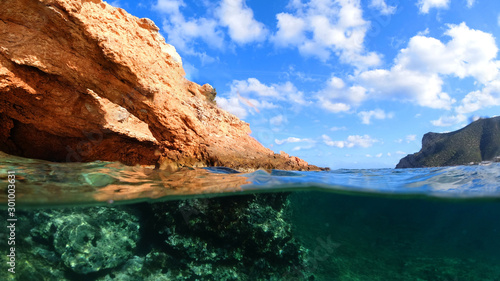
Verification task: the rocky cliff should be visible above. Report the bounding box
[0,0,320,171]
[396,116,500,168]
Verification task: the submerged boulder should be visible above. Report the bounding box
[30,207,140,274]
[0,0,319,171]
[148,193,310,280]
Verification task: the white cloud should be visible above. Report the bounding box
[217,0,268,44]
[406,134,417,142]
[466,0,475,8]
[358,22,500,112]
[274,137,316,151]
[369,0,396,15]
[275,137,314,145]
[292,145,314,151]
[396,151,407,155]
[376,153,383,158]
[230,78,308,105]
[430,80,500,127]
[232,78,280,98]
[322,134,378,148]
[318,99,351,113]
[456,81,500,114]
[215,96,249,119]
[317,76,368,113]
[155,0,268,54]
[396,134,416,144]
[270,115,288,126]
[417,0,450,13]
[330,126,347,131]
[272,0,381,68]
[397,23,499,84]
[155,0,224,56]
[155,0,184,14]
[359,68,454,109]
[358,109,393,124]
[217,78,310,119]
[272,13,306,48]
[431,114,467,127]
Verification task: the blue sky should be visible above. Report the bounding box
[109,0,500,169]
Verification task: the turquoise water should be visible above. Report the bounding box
[1,152,500,280]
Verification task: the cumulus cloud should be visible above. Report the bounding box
[456,81,500,114]
[358,22,500,116]
[216,78,310,119]
[358,109,394,124]
[155,0,224,56]
[397,23,499,84]
[322,134,378,148]
[317,76,368,113]
[230,78,308,104]
[272,13,307,48]
[155,0,267,55]
[369,0,396,15]
[417,0,450,13]
[215,95,249,119]
[466,0,475,8]
[217,0,268,44]
[359,68,454,109]
[272,0,381,68]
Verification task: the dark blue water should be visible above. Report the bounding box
[1,152,500,280]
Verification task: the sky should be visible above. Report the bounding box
[108,0,500,169]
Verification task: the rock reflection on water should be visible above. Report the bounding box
[0,152,250,207]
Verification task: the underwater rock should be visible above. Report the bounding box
[0,0,319,171]
[30,207,140,274]
[11,194,311,280]
[148,193,310,280]
[397,116,500,168]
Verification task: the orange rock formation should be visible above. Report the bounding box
[0,0,321,171]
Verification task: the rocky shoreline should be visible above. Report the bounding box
[0,0,322,172]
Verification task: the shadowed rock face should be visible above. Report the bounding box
[0,0,320,171]
[396,116,500,168]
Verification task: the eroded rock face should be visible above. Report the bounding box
[0,0,320,171]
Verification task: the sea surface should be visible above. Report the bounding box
[1,152,500,280]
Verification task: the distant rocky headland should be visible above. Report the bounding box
[0,0,321,171]
[396,116,500,168]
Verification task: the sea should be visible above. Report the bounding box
[1,151,500,280]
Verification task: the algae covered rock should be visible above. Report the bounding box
[30,207,140,274]
[148,193,310,280]
[11,193,310,280]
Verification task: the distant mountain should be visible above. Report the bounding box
[396,116,500,168]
